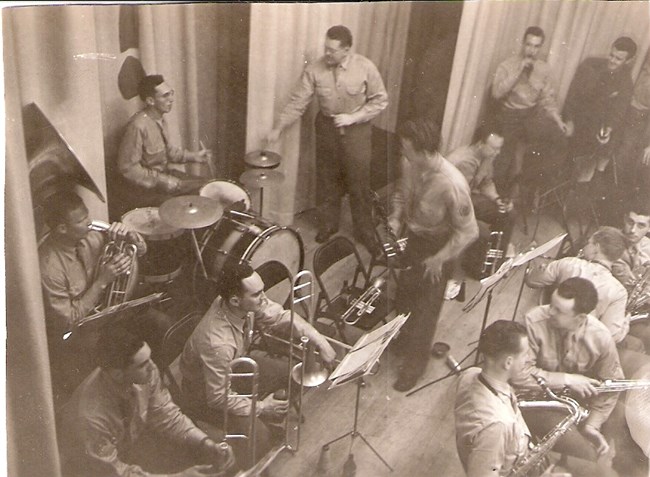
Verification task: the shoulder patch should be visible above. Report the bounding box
[459,204,471,217]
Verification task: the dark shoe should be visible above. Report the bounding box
[315,227,338,243]
[393,372,421,392]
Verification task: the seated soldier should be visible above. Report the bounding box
[513,277,624,474]
[447,123,514,279]
[525,226,644,353]
[455,320,532,476]
[179,263,336,469]
[57,326,235,477]
[38,191,171,404]
[115,74,213,216]
[612,199,650,353]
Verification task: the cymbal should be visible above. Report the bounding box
[239,169,284,189]
[244,150,282,169]
[159,195,223,229]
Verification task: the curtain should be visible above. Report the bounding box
[4,13,62,477]
[246,2,412,225]
[442,0,650,154]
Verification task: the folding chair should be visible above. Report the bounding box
[313,236,390,344]
[158,311,202,404]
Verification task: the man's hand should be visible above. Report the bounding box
[332,113,356,128]
[387,218,401,238]
[107,222,129,242]
[191,145,213,164]
[423,256,444,284]
[581,424,610,456]
[521,58,534,77]
[96,252,132,286]
[317,340,337,365]
[564,374,600,399]
[259,392,289,418]
[264,128,282,147]
[495,197,513,213]
[643,145,650,166]
[564,120,575,137]
[200,440,235,475]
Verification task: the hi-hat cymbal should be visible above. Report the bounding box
[244,150,282,169]
[159,195,223,229]
[239,169,285,189]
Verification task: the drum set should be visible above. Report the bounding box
[120,150,303,303]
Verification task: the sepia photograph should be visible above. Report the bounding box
[4,1,650,476]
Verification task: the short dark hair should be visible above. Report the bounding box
[613,36,637,59]
[43,190,85,229]
[625,196,650,219]
[591,226,627,262]
[398,117,441,154]
[219,262,255,301]
[326,25,353,48]
[138,74,165,102]
[524,26,545,43]
[478,320,527,359]
[97,326,144,370]
[473,122,504,144]
[556,277,598,315]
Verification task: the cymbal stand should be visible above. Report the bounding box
[189,229,208,279]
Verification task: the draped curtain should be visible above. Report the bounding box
[442,0,650,154]
[246,2,412,225]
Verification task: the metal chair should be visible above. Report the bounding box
[158,311,202,404]
[313,236,390,344]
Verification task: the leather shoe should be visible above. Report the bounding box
[393,372,421,392]
[315,228,338,244]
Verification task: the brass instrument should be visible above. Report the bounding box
[480,230,504,279]
[89,220,139,311]
[222,356,259,465]
[370,190,408,266]
[341,277,385,326]
[509,376,589,477]
[627,264,650,317]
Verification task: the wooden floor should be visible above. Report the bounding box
[262,200,566,477]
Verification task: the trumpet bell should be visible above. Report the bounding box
[292,362,328,387]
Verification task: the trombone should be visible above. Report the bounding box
[222,356,259,465]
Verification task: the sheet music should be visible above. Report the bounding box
[329,313,409,388]
[462,233,567,312]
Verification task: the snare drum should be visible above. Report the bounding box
[122,207,185,283]
[199,180,251,212]
[200,212,304,289]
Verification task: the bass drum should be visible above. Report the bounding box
[195,212,304,305]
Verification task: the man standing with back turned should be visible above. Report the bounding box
[264,25,388,254]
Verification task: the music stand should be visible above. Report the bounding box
[407,233,567,397]
[321,314,409,473]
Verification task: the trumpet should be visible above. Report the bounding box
[341,277,385,326]
[481,230,504,278]
[89,220,139,311]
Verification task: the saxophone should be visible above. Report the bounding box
[516,378,650,402]
[507,376,589,477]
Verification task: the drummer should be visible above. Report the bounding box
[39,190,173,406]
[117,74,213,211]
